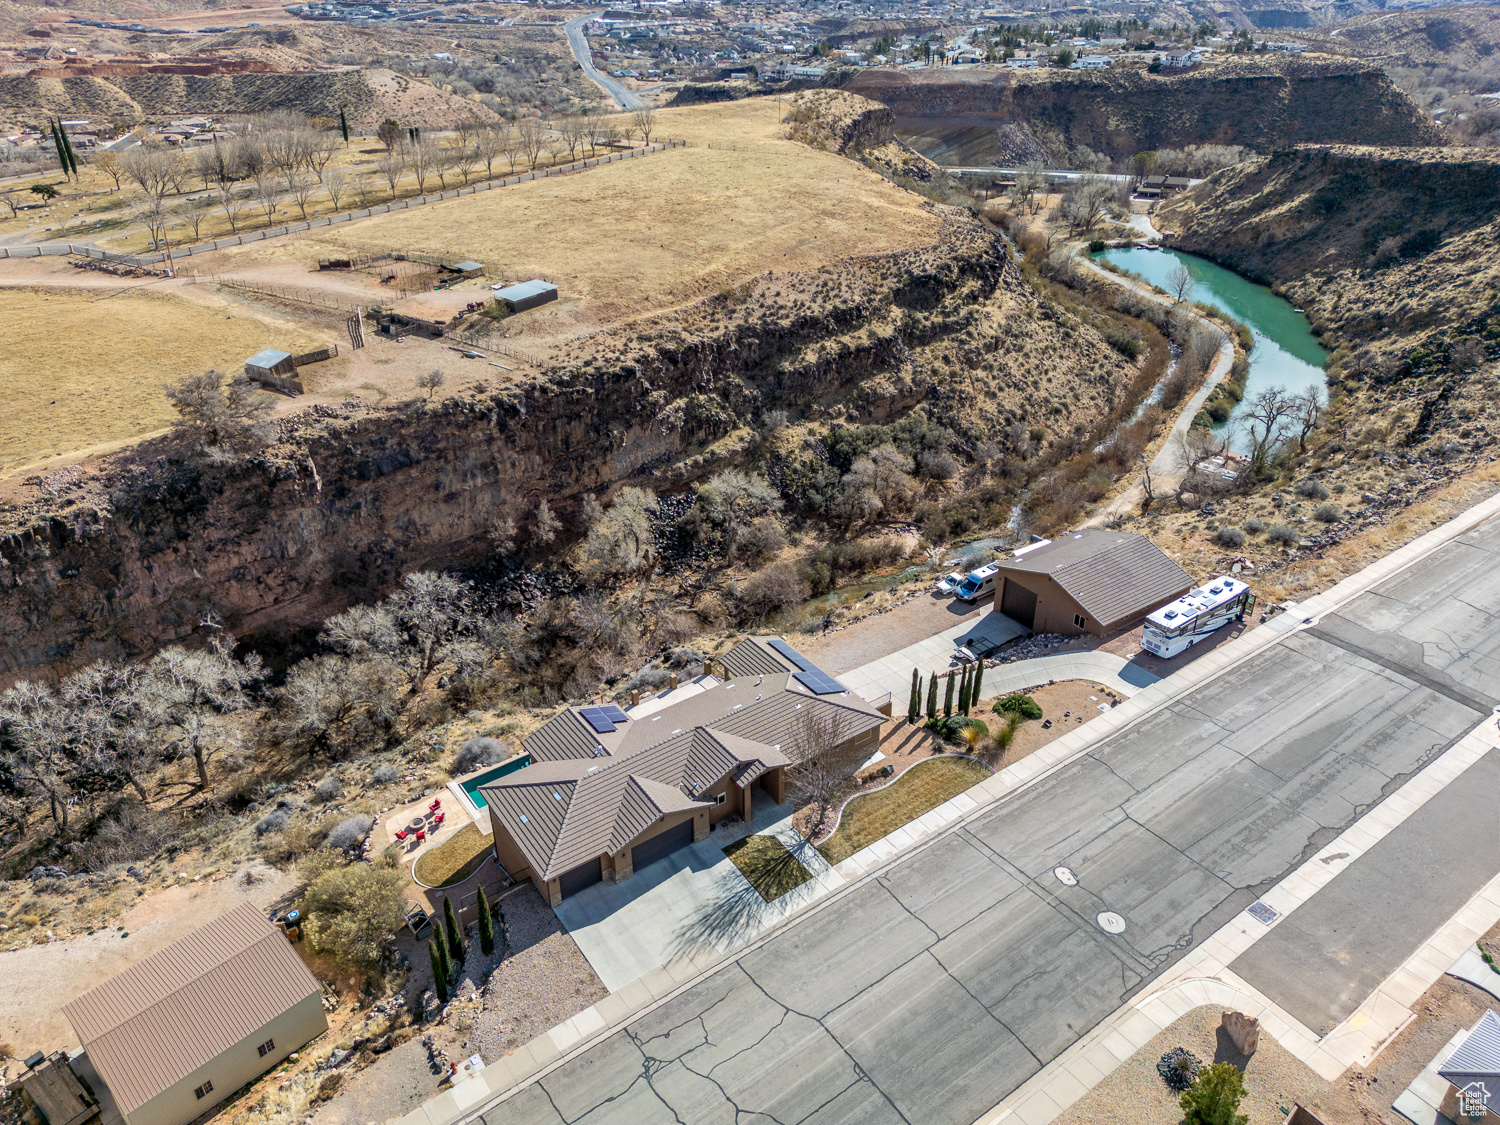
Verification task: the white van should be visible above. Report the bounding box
[954,562,1000,602]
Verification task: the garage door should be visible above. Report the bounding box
[557,858,602,900]
[632,820,694,873]
[1001,579,1037,630]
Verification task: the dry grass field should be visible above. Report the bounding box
[287,97,946,325]
[0,287,321,477]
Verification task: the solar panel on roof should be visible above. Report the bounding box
[579,706,616,733]
[599,704,629,723]
[768,637,814,671]
[794,670,845,695]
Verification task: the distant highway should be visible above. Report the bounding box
[564,13,645,111]
[941,165,1205,186]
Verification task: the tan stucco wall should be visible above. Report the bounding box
[486,809,535,884]
[120,991,326,1125]
[997,572,1192,637]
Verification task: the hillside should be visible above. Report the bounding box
[1321,6,1500,72]
[1159,144,1500,455]
[846,55,1442,166]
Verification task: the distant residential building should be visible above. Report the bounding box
[1159,49,1203,67]
[1004,56,1041,67]
[1260,40,1306,53]
[1070,55,1111,68]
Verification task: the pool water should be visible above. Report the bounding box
[460,755,532,809]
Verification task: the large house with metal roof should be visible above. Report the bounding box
[61,904,325,1125]
[481,637,887,905]
[987,530,1194,637]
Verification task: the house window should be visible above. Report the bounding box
[1073,614,1086,628]
[257,1039,276,1058]
[194,1082,214,1100]
[714,793,726,805]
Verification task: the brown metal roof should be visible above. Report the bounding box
[63,904,321,1115]
[718,637,793,678]
[496,638,885,881]
[994,531,1192,627]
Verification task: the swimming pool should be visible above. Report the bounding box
[459,755,532,810]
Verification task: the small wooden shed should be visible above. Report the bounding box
[244,349,294,380]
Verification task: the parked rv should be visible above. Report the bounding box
[1141,576,1254,657]
[954,562,1000,602]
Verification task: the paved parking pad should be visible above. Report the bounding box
[470,518,1500,1125]
[1231,747,1500,1035]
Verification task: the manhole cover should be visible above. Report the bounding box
[1054,866,1078,886]
[1097,911,1127,934]
[1247,901,1279,925]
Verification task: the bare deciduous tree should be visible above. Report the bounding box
[1240,387,1296,473]
[289,172,319,220]
[1168,262,1195,304]
[140,634,261,790]
[517,116,546,171]
[378,149,405,199]
[693,469,782,559]
[531,499,561,547]
[632,106,657,144]
[323,168,349,211]
[1291,386,1322,453]
[163,369,277,452]
[409,135,438,193]
[787,704,857,840]
[93,150,124,191]
[175,193,214,242]
[582,486,659,585]
[417,367,445,400]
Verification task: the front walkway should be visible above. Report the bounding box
[836,609,1161,705]
[553,792,835,992]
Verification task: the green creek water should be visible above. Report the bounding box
[1093,247,1330,451]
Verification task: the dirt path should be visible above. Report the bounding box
[0,861,294,1069]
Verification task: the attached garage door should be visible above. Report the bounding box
[632,820,694,873]
[1001,578,1037,630]
[557,858,602,900]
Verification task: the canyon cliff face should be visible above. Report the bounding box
[1159,145,1500,348]
[0,221,1014,682]
[846,57,1442,164]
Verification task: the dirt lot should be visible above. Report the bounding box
[263,98,945,331]
[0,282,326,478]
[0,860,295,1074]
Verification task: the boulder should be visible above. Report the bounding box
[1221,1009,1259,1055]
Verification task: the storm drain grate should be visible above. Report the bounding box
[1247,901,1279,925]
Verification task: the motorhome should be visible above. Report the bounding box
[1141,576,1254,657]
[954,562,1000,602]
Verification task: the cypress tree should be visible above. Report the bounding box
[943,671,955,717]
[972,660,985,707]
[958,666,971,716]
[926,671,938,720]
[476,885,495,957]
[443,897,463,964]
[50,121,65,175]
[339,108,350,145]
[58,120,79,178]
[428,939,449,1003]
[907,669,921,725]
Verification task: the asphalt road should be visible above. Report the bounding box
[563,14,645,111]
[477,517,1500,1125]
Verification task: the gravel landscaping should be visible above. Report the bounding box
[470,885,608,1057]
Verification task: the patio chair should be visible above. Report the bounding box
[415,830,426,844]
[428,798,442,811]
[394,829,409,841]
[433,814,445,828]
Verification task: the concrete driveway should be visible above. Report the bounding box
[835,606,1028,705]
[553,792,836,992]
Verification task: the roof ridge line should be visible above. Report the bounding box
[69,920,278,1035]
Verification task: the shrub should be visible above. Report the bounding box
[1313,503,1341,523]
[326,815,374,852]
[255,808,291,837]
[315,776,345,802]
[301,856,409,970]
[1179,1061,1247,1125]
[1214,526,1247,549]
[928,715,989,744]
[453,736,509,775]
[1242,518,1265,533]
[1265,523,1300,545]
[1088,239,1106,252]
[995,694,1043,721]
[372,765,399,785]
[1294,478,1331,500]
[735,516,788,563]
[737,562,810,620]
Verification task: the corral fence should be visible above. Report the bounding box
[0,142,685,269]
